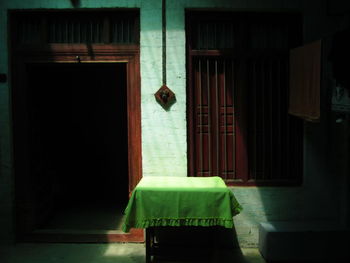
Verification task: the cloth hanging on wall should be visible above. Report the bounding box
[289,40,321,122]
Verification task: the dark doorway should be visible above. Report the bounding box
[11,10,143,241]
[24,63,129,232]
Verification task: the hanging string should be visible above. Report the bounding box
[162,0,167,86]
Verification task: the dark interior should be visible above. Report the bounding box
[26,63,128,230]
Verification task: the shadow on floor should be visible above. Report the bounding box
[0,243,265,263]
[147,226,264,263]
[40,202,126,231]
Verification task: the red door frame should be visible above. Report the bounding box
[11,44,143,242]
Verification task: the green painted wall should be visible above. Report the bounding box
[0,0,349,247]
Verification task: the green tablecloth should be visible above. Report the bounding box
[122,176,242,232]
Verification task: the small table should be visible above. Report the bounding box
[122,176,242,262]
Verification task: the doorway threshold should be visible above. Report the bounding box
[19,228,144,243]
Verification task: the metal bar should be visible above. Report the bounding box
[270,59,273,179]
[78,21,81,43]
[126,19,130,43]
[207,59,211,175]
[55,19,59,42]
[100,20,104,43]
[95,20,98,42]
[197,21,200,49]
[92,20,95,42]
[59,19,63,43]
[96,20,99,42]
[58,19,61,43]
[119,20,122,42]
[70,19,73,43]
[206,22,209,50]
[90,20,93,43]
[71,19,75,43]
[215,59,219,177]
[214,22,217,49]
[65,20,68,43]
[131,18,134,43]
[82,21,86,43]
[223,60,227,180]
[97,20,100,43]
[19,19,24,43]
[50,20,55,43]
[285,60,290,177]
[113,20,116,42]
[73,19,77,43]
[230,22,234,48]
[261,59,265,180]
[82,20,86,42]
[118,20,121,43]
[253,60,257,180]
[199,59,203,176]
[121,19,124,43]
[277,59,281,177]
[232,60,236,179]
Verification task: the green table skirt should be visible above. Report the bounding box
[122,176,242,232]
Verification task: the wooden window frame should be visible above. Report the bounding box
[186,11,303,186]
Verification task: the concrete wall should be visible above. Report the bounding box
[0,0,349,247]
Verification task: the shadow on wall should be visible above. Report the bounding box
[70,0,81,8]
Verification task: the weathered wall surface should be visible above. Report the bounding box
[0,0,348,246]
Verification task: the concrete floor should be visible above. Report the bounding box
[0,243,266,263]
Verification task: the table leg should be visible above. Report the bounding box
[145,228,154,263]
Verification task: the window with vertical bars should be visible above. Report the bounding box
[192,58,237,181]
[11,11,139,46]
[187,12,303,185]
[47,16,104,43]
